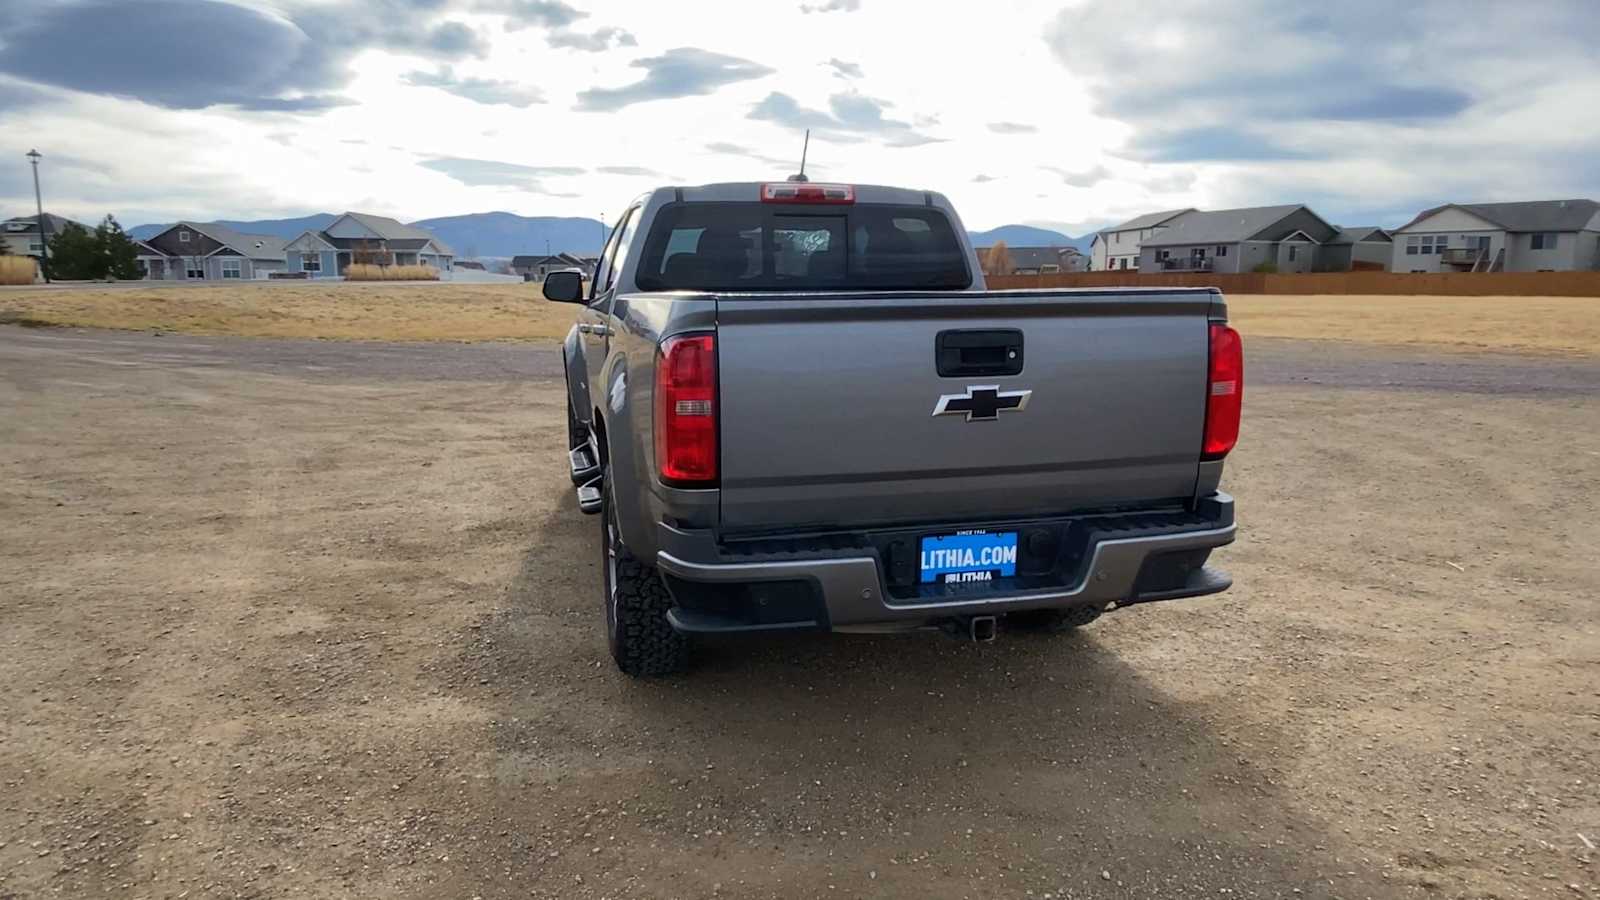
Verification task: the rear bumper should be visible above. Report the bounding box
[656,493,1236,634]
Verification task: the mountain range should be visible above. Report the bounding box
[967,224,1093,253]
[130,213,1091,258]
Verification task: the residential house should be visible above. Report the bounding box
[1139,205,1339,274]
[512,252,590,280]
[1057,247,1089,272]
[1089,209,1193,271]
[1321,226,1393,271]
[983,245,1088,274]
[132,239,166,279]
[283,212,454,278]
[137,221,287,280]
[1391,199,1600,273]
[1,212,83,258]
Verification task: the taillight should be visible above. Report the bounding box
[1203,323,1243,459]
[761,183,854,204]
[655,333,717,485]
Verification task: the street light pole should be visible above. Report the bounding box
[26,149,51,283]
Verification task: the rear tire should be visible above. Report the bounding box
[1009,605,1103,633]
[601,479,689,677]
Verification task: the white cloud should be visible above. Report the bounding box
[1,0,1594,237]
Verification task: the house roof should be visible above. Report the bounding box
[1142,205,1332,247]
[1396,199,1600,233]
[1326,226,1392,245]
[2,212,81,234]
[147,221,286,259]
[186,222,287,259]
[285,229,338,251]
[1101,208,1195,235]
[132,238,162,256]
[511,253,586,268]
[986,246,1081,269]
[337,212,454,255]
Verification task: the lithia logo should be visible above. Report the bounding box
[932,385,1031,422]
[921,544,1017,573]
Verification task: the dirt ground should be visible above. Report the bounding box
[1,327,1597,899]
[3,282,1597,354]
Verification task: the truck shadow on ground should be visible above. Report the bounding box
[445,497,1401,898]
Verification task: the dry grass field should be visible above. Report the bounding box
[1228,293,1600,355]
[0,281,574,342]
[2,281,1597,353]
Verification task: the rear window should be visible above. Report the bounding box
[635,202,971,291]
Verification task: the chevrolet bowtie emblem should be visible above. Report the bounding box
[932,385,1032,422]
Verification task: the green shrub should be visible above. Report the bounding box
[1251,262,1279,274]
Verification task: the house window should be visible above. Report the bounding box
[1156,249,1170,261]
[179,230,191,243]
[1531,232,1557,250]
[1413,235,1444,255]
[1288,245,1299,262]
[303,253,321,273]
[1191,247,1206,259]
[185,260,204,279]
[1118,258,1128,270]
[221,258,242,279]
[28,241,42,253]
[1216,245,1228,257]
[1114,232,1121,244]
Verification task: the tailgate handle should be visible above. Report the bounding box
[936,329,1024,377]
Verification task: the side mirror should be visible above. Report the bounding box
[543,269,585,303]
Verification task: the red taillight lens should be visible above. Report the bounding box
[655,333,717,484]
[1203,323,1243,459]
[761,183,854,204]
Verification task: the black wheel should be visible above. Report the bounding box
[601,480,689,677]
[1009,604,1103,633]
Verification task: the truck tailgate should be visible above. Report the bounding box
[715,290,1216,532]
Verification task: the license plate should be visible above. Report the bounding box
[919,531,1018,584]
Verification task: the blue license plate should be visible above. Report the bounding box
[919,531,1018,584]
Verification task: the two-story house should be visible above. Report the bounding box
[1138,205,1341,274]
[1088,209,1193,271]
[1391,199,1600,273]
[1,212,82,259]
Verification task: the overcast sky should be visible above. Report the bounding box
[2,0,1597,234]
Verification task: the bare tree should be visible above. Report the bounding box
[985,240,1013,276]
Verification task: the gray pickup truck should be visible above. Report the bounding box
[544,180,1242,676]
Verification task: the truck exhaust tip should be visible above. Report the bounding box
[969,616,997,643]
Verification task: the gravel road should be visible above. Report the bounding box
[2,325,1596,899]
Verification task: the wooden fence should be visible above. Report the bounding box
[986,270,1600,297]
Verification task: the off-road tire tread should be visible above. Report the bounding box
[610,547,690,677]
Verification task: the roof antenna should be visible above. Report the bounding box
[787,129,811,183]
